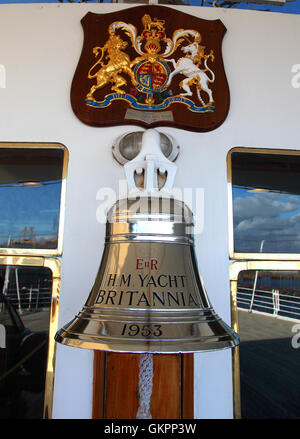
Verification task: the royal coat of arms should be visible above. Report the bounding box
[71,6,230,132]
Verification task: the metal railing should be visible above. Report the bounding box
[4,284,52,313]
[0,265,52,314]
[237,286,300,321]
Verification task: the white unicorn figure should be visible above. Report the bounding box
[165,40,215,107]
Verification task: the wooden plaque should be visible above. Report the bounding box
[71,5,230,133]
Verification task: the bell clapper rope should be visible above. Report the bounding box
[136,353,154,419]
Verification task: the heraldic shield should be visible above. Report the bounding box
[71,5,230,132]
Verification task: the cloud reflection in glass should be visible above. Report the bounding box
[232,151,300,254]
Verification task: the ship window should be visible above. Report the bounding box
[228,148,300,259]
[0,258,60,419]
[0,144,68,256]
[0,143,67,418]
[231,262,300,419]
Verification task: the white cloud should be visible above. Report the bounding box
[233,191,300,252]
[234,192,300,222]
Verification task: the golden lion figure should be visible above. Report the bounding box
[142,14,165,32]
[86,32,138,100]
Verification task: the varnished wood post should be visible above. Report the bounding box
[182,354,194,419]
[92,351,106,419]
[93,351,193,419]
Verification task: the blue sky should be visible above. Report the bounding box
[0,0,299,15]
[0,181,61,247]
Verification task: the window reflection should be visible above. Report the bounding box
[0,147,64,250]
[231,151,300,254]
[237,270,300,320]
[0,266,52,419]
[237,269,300,419]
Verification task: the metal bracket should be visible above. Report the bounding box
[112,129,180,195]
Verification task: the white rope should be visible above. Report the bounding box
[136,353,154,419]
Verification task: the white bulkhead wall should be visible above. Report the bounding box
[0,2,299,419]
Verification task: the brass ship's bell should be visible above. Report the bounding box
[55,196,239,353]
